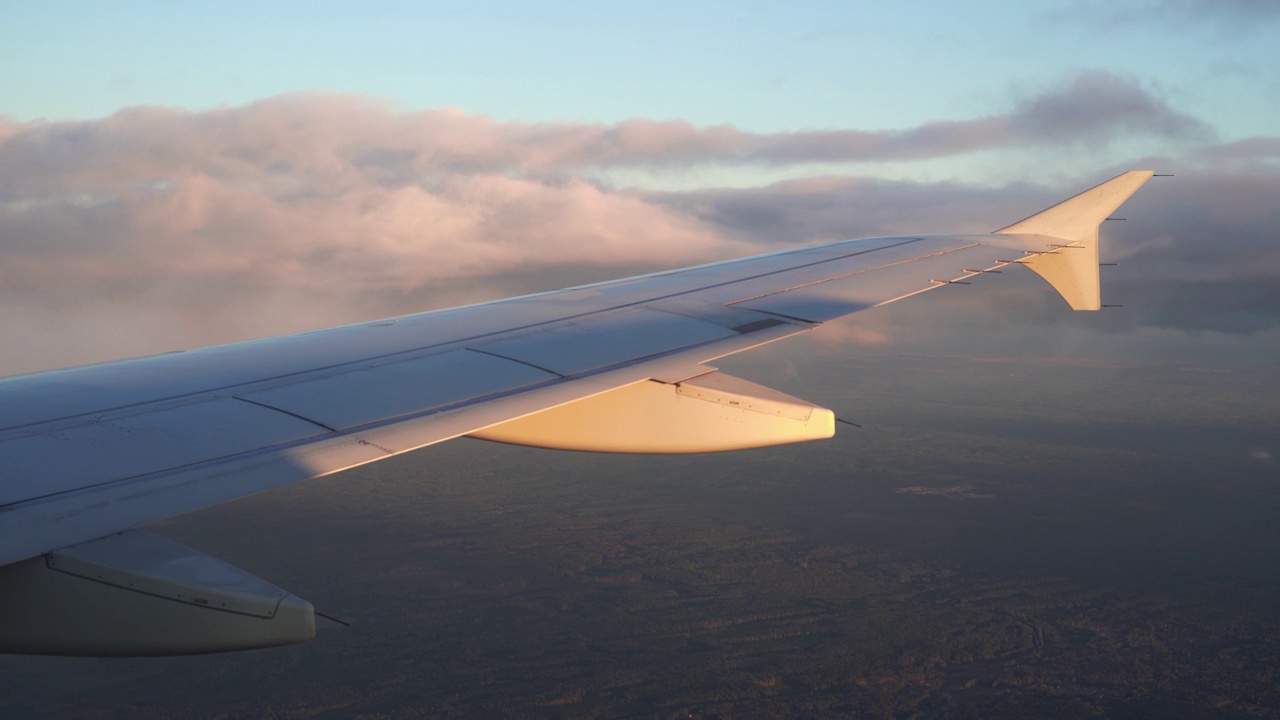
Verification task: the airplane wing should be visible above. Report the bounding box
[0,171,1154,656]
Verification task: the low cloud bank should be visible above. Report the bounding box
[0,71,1203,183]
[655,166,1280,336]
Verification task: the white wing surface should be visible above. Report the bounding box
[0,172,1153,655]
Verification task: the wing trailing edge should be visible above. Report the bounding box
[996,170,1154,310]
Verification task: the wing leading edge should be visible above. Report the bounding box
[0,171,1154,655]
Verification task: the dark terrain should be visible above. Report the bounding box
[1,337,1276,719]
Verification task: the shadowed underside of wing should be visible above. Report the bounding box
[0,171,1153,655]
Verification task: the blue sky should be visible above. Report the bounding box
[3,0,1277,137]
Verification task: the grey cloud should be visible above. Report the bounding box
[1127,277,1280,335]
[0,88,1255,376]
[0,70,1207,195]
[647,176,1047,244]
[1193,137,1280,164]
[1106,167,1280,333]
[737,72,1206,163]
[1005,72,1212,143]
[738,118,1010,164]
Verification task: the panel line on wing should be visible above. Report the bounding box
[232,396,338,433]
[464,348,566,378]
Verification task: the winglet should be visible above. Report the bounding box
[995,170,1154,310]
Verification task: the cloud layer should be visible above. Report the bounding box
[654,166,1280,335]
[0,72,1272,374]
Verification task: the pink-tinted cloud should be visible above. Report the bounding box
[0,74,1261,375]
[0,70,1204,194]
[0,100,764,373]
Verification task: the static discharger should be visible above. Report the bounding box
[931,279,971,285]
[965,268,1002,273]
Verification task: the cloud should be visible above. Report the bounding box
[0,75,1266,375]
[0,100,764,373]
[720,71,1207,164]
[1107,167,1280,334]
[703,72,1208,167]
[1193,137,1280,165]
[0,70,1204,191]
[646,176,1025,244]
[1004,72,1211,144]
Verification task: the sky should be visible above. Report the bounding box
[0,1,1277,373]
